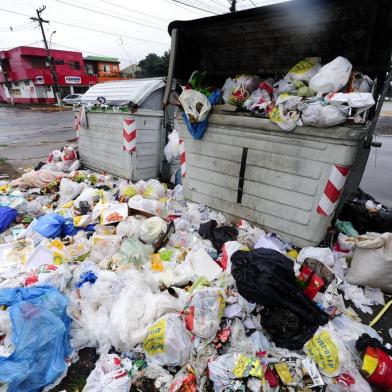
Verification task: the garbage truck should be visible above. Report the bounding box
[163,0,392,247]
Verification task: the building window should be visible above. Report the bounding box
[70,61,80,70]
[103,64,110,72]
[30,56,47,68]
[85,64,94,76]
[24,81,29,86]
[13,82,19,87]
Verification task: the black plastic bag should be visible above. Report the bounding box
[198,220,238,252]
[231,248,328,349]
[339,188,392,234]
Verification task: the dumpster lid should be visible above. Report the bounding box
[167,0,392,83]
[80,78,166,106]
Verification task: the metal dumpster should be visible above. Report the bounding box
[165,0,392,246]
[78,78,165,181]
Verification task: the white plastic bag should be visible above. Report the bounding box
[116,216,144,238]
[164,129,180,163]
[58,178,85,206]
[74,187,99,208]
[222,77,236,104]
[309,56,352,94]
[143,313,191,367]
[179,89,211,123]
[83,353,133,392]
[139,216,167,244]
[300,100,348,127]
[285,57,322,82]
[298,247,335,267]
[346,232,392,293]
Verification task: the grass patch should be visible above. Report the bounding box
[66,377,87,392]
[0,144,7,147]
[0,157,6,165]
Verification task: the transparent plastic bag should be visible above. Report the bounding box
[183,288,225,339]
[143,313,191,367]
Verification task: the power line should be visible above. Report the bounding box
[170,0,219,15]
[54,0,166,32]
[99,0,170,23]
[0,7,169,47]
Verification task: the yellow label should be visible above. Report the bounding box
[151,254,164,272]
[53,251,64,265]
[269,107,283,124]
[233,355,264,379]
[288,58,317,75]
[274,363,293,385]
[305,330,340,376]
[143,318,166,355]
[362,351,378,376]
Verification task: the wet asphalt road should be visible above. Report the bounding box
[0,106,75,169]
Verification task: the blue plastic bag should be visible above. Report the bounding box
[33,214,65,238]
[0,206,17,233]
[0,286,72,392]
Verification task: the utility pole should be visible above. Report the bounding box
[230,0,237,12]
[30,6,61,104]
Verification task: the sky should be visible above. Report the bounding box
[0,0,288,69]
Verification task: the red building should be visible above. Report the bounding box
[0,46,97,104]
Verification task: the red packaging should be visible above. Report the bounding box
[304,274,325,300]
[363,346,392,391]
[297,265,313,288]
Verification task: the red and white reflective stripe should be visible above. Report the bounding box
[317,164,350,216]
[123,118,136,153]
[179,139,186,177]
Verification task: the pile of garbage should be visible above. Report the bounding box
[0,147,391,392]
[179,56,376,134]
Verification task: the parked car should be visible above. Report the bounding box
[62,94,82,105]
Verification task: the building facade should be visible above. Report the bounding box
[83,56,122,83]
[0,46,97,104]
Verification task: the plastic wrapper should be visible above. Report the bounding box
[208,353,265,392]
[73,187,99,208]
[110,238,153,270]
[0,309,14,357]
[143,313,191,367]
[183,287,225,339]
[309,56,353,94]
[139,216,167,244]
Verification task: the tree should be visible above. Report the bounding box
[136,51,170,78]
